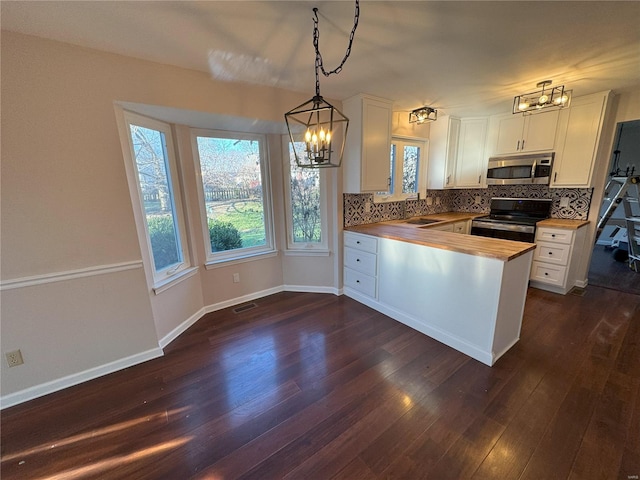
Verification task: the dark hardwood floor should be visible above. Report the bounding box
[588,244,640,296]
[2,287,639,479]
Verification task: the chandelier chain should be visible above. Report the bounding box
[312,0,359,96]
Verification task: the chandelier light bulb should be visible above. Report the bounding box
[518,101,530,111]
[538,94,549,104]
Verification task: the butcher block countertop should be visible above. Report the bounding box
[537,218,590,229]
[345,215,536,262]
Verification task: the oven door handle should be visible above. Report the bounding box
[471,221,535,234]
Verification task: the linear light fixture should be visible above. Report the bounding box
[513,80,571,115]
[409,106,438,124]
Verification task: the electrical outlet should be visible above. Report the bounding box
[364,201,371,213]
[560,197,570,207]
[435,197,441,205]
[6,350,24,367]
[233,273,240,283]
[426,197,433,206]
[475,196,482,205]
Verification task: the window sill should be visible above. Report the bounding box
[283,249,331,257]
[153,266,199,295]
[204,249,279,269]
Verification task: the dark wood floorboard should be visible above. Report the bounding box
[589,244,640,295]
[1,287,639,480]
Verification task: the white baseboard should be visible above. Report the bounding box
[1,285,340,409]
[283,284,340,295]
[0,347,163,410]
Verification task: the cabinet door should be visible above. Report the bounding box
[444,117,461,188]
[551,92,609,188]
[455,118,487,188]
[522,110,559,152]
[428,115,461,189]
[494,115,524,155]
[361,98,393,192]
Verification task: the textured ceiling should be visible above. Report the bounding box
[2,1,639,117]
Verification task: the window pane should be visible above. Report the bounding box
[129,124,182,271]
[288,143,321,243]
[196,136,266,252]
[402,145,420,193]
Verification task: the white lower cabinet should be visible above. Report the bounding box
[343,231,533,366]
[343,232,378,299]
[529,225,587,294]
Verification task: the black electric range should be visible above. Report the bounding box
[471,198,552,243]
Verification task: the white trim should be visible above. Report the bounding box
[204,250,278,269]
[121,111,192,285]
[0,347,163,410]
[152,266,199,295]
[203,286,284,314]
[159,306,206,349]
[191,129,276,265]
[2,285,343,409]
[283,250,331,257]
[284,285,340,295]
[344,287,494,366]
[281,135,329,252]
[0,261,143,291]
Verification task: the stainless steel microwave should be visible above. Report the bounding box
[486,153,554,185]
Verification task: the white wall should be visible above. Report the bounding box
[1,31,339,406]
[579,87,640,282]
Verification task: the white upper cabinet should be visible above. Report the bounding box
[455,117,488,188]
[342,94,393,193]
[550,91,611,188]
[428,115,459,189]
[489,110,559,156]
[428,115,487,189]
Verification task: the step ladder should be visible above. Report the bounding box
[596,176,640,271]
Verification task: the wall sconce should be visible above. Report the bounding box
[409,106,438,124]
[513,80,571,115]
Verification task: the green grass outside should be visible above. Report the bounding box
[208,200,266,248]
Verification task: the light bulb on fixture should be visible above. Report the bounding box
[284,2,359,168]
[513,80,571,115]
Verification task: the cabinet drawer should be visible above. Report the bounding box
[530,261,567,286]
[344,247,377,276]
[533,241,571,266]
[453,221,469,234]
[344,232,378,253]
[430,223,454,232]
[344,268,377,298]
[536,227,573,244]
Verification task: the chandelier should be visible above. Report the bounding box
[513,80,571,115]
[409,106,438,124]
[285,1,359,168]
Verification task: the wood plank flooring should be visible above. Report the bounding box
[1,286,639,479]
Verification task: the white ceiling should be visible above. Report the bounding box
[2,1,640,117]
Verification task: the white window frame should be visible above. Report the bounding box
[281,136,329,253]
[191,129,276,266]
[375,136,428,202]
[119,110,192,289]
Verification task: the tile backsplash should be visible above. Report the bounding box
[344,185,593,227]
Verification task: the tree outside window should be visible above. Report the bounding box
[193,132,274,261]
